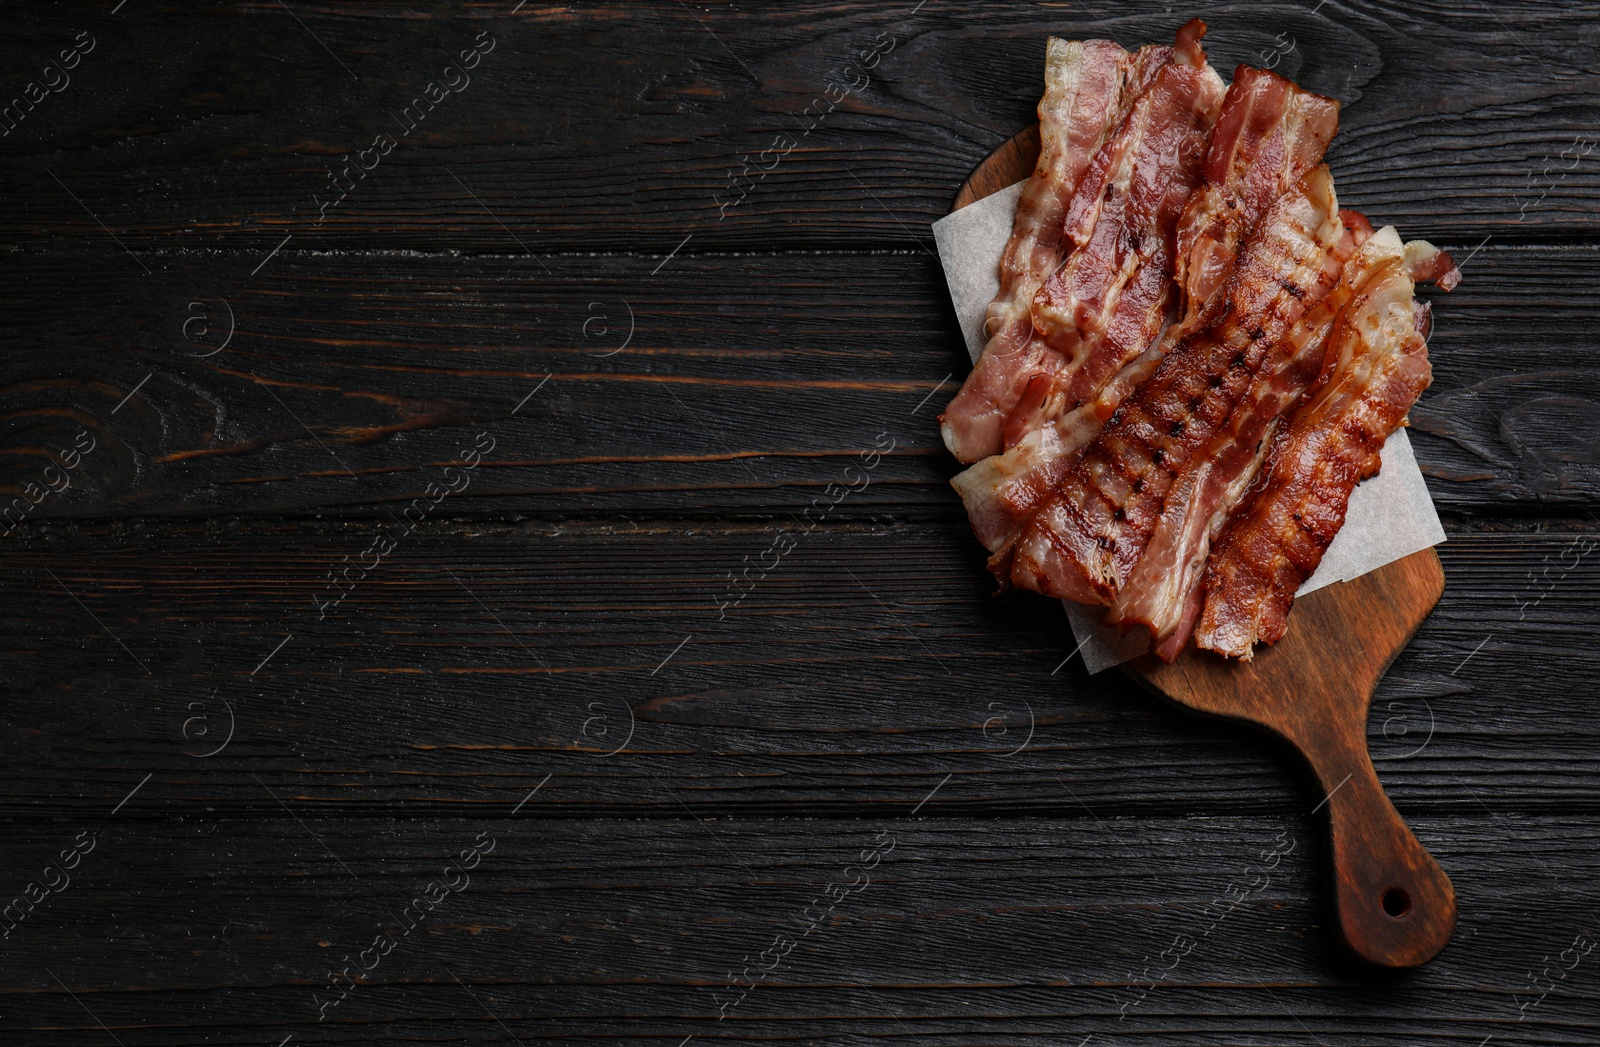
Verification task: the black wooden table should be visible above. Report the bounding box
[3,2,1598,1044]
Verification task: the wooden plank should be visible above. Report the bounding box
[3,0,1597,1037]
[0,244,1595,524]
[1,521,1594,817]
[1,815,1594,1044]
[0,3,1597,253]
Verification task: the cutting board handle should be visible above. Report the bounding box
[1130,550,1456,966]
[1304,730,1457,968]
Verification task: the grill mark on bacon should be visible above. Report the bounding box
[941,35,1459,660]
[951,339,1165,570]
[1106,207,1383,656]
[1195,232,1453,659]
[1111,309,1328,654]
[950,63,1342,578]
[1007,64,1335,447]
[1008,164,1349,604]
[938,38,1148,464]
[1171,67,1339,342]
[1143,417,1281,663]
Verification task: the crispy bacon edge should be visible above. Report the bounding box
[1003,19,1225,448]
[1110,209,1380,660]
[1170,65,1340,342]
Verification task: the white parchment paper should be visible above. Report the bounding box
[932,180,1446,673]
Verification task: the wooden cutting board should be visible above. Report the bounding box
[952,126,1456,969]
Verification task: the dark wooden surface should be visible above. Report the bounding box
[2,2,1598,1044]
[1136,549,1458,970]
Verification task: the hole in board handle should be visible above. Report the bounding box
[1381,887,1412,918]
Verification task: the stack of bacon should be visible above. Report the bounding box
[939,20,1460,662]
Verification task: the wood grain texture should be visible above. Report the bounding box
[1,245,1597,522]
[3,2,1599,251]
[2,816,1597,1046]
[3,1,1599,1044]
[1,520,1594,817]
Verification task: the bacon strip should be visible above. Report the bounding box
[1007,163,1351,604]
[938,38,1151,464]
[1111,209,1381,660]
[950,340,1160,561]
[1002,20,1225,446]
[1194,229,1455,659]
[949,66,1339,566]
[1170,66,1340,342]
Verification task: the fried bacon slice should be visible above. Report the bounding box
[1007,163,1352,604]
[1170,66,1340,342]
[1110,208,1382,660]
[1193,230,1458,659]
[950,341,1161,561]
[1002,19,1226,445]
[938,37,1159,464]
[950,66,1341,563]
